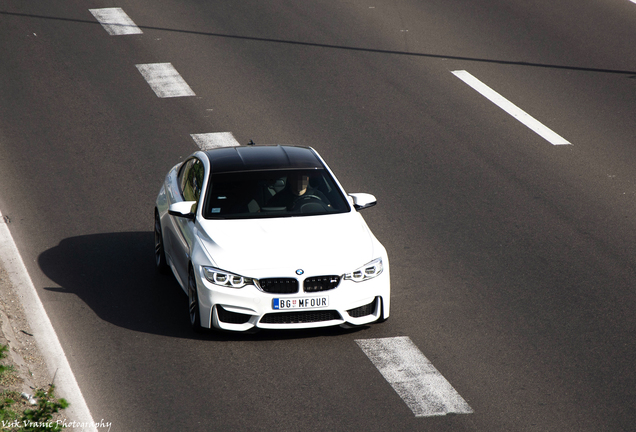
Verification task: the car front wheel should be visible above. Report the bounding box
[188,266,203,332]
[154,211,168,274]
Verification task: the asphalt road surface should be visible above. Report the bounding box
[2,1,636,431]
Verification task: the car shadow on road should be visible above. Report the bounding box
[38,231,369,341]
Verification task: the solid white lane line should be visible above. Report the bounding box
[89,8,142,36]
[0,212,98,431]
[135,63,196,98]
[191,132,241,150]
[452,70,571,145]
[356,336,473,417]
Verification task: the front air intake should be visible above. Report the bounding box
[216,306,251,324]
[260,310,341,324]
[347,298,377,318]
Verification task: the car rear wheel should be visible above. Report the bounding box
[188,266,203,332]
[154,211,168,274]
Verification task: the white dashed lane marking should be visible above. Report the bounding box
[452,70,571,146]
[356,336,473,417]
[136,63,196,98]
[89,8,142,36]
[191,132,241,150]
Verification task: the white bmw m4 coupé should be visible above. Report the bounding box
[155,145,390,332]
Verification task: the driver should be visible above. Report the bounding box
[267,172,329,209]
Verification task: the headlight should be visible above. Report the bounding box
[202,266,253,288]
[343,258,383,282]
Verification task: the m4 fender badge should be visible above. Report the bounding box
[295,269,304,275]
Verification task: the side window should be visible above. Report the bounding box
[178,159,193,197]
[190,159,204,202]
[178,158,204,202]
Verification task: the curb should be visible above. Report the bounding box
[0,212,98,432]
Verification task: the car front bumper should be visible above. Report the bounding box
[194,266,391,331]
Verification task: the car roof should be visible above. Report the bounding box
[203,145,325,174]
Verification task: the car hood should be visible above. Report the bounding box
[197,212,381,277]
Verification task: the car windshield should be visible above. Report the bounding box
[203,169,351,219]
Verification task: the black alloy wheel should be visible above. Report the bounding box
[188,266,203,332]
[154,211,168,274]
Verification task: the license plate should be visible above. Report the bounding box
[273,297,329,310]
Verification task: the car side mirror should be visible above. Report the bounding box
[349,193,377,211]
[169,201,197,220]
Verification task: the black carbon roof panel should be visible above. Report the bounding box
[204,145,324,174]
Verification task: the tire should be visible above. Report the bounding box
[188,266,203,332]
[154,211,168,274]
